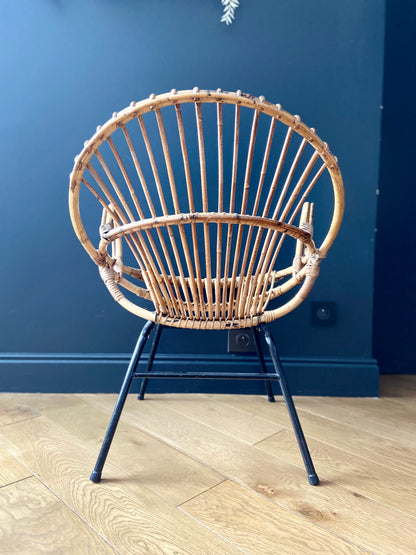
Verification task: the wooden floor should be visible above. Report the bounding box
[0,375,415,554]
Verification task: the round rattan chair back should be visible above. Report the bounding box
[69,88,344,329]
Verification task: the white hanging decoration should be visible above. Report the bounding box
[221,0,240,25]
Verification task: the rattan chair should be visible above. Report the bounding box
[69,88,344,486]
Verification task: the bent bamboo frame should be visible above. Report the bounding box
[69,88,344,329]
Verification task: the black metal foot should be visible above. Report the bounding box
[90,320,154,482]
[261,324,319,486]
[137,393,145,401]
[308,474,320,486]
[90,470,101,483]
[267,395,275,403]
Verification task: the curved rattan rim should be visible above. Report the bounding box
[69,88,344,264]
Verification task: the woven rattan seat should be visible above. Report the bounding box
[69,88,344,485]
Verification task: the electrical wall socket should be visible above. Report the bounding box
[310,302,337,327]
[228,329,256,353]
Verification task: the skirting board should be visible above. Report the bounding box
[0,353,379,396]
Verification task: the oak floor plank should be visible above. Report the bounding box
[0,443,32,487]
[79,393,416,555]
[0,415,242,554]
[143,393,283,444]
[3,393,78,412]
[205,392,416,447]
[0,394,38,427]
[293,396,416,446]
[21,393,224,506]
[256,429,416,516]
[181,480,366,554]
[2,378,415,555]
[0,477,115,554]
[201,394,416,476]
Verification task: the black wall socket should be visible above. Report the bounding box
[311,302,337,327]
[228,329,256,353]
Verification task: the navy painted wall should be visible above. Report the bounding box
[374,0,416,373]
[0,1,384,393]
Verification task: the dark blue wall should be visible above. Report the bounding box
[374,0,416,374]
[0,0,384,393]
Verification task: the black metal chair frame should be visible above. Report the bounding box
[90,322,319,486]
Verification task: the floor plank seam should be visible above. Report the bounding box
[203,393,416,448]
[201,395,301,435]
[39,411,211,509]
[30,473,122,555]
[118,424,230,487]
[160,397,290,449]
[252,430,416,483]
[77,395,231,482]
[0,435,40,477]
[177,504,250,554]
[0,474,34,490]
[45,398,228,507]
[138,400,272,446]
[199,392,287,427]
[201,393,288,419]
[251,428,286,447]
[0,414,40,429]
[177,478,229,508]
[285,405,416,448]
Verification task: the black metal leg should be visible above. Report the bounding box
[253,327,275,402]
[90,320,154,483]
[138,323,162,400]
[261,324,319,486]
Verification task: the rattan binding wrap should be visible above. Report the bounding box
[69,89,344,329]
